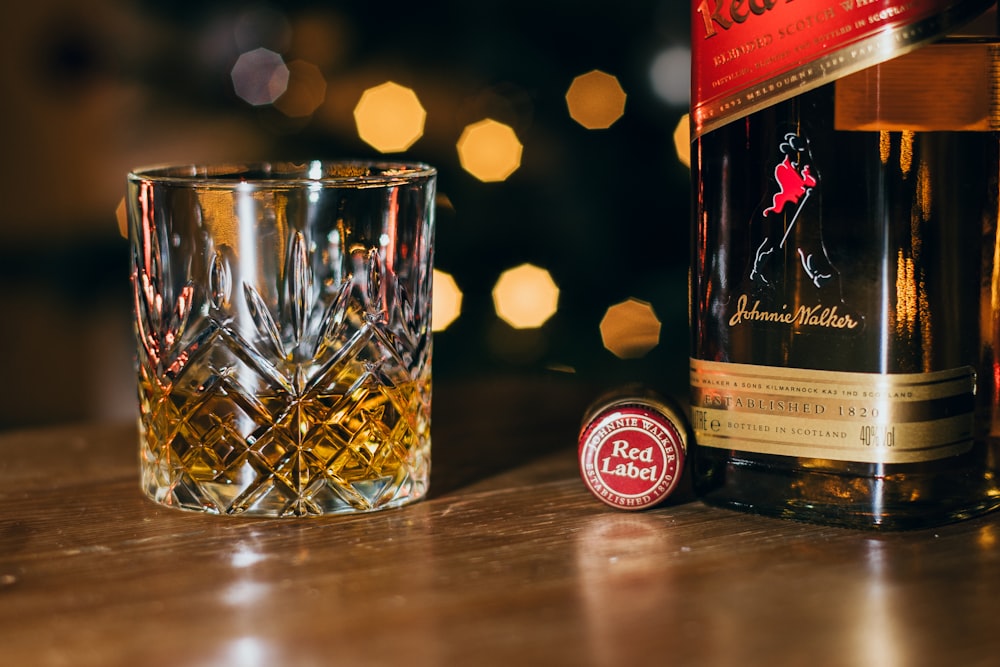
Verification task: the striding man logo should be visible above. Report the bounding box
[750,131,836,290]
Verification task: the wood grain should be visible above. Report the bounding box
[1,376,998,667]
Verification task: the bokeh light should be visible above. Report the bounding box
[456,119,523,182]
[432,269,463,332]
[599,298,662,359]
[353,81,426,153]
[650,46,691,107]
[565,70,627,129]
[274,60,327,118]
[492,264,560,329]
[674,114,690,168]
[231,47,289,106]
[116,198,127,239]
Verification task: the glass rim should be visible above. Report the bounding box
[128,159,436,187]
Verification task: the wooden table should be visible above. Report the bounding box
[1,376,998,666]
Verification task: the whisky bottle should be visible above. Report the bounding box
[690,0,1000,529]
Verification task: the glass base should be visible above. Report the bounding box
[692,442,1000,530]
[140,435,430,518]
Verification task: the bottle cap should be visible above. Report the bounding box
[578,387,688,511]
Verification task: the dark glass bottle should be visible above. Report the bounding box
[690,40,1000,529]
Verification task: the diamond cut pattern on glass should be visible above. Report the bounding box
[135,220,430,517]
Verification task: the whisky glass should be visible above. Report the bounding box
[126,161,435,517]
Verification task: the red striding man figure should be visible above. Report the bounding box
[750,131,836,291]
[764,139,817,217]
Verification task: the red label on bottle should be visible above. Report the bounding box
[691,0,992,137]
[578,406,686,510]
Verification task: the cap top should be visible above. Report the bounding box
[578,401,686,511]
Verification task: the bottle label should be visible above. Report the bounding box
[691,0,993,137]
[690,359,975,463]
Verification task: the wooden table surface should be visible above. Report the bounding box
[1,375,998,667]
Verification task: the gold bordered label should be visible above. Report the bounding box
[690,0,994,137]
[690,359,975,463]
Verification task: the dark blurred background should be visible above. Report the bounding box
[0,0,692,430]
